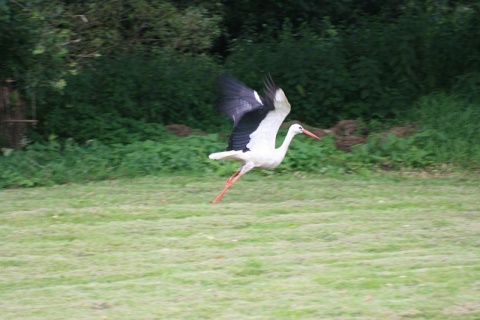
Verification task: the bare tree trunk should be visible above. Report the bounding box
[0,79,30,149]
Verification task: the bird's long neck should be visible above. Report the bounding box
[274,127,297,163]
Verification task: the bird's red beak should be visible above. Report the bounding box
[302,129,320,140]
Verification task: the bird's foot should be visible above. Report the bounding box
[211,192,226,203]
[212,172,242,204]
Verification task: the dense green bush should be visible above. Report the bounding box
[24,6,480,144]
[0,134,228,188]
[410,93,480,167]
[32,53,224,143]
[225,10,480,126]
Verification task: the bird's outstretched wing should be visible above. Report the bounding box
[217,74,275,128]
[217,74,282,151]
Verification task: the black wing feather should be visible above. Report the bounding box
[217,75,274,127]
[216,74,279,151]
[262,73,278,109]
[227,108,269,151]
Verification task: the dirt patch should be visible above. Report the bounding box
[165,124,207,137]
[327,120,366,152]
[165,124,192,137]
[330,120,362,136]
[386,125,416,137]
[335,135,367,152]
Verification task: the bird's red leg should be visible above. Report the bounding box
[211,172,243,204]
[226,170,240,183]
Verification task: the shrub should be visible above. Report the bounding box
[224,10,480,127]
[32,52,224,143]
[351,132,436,170]
[0,127,458,189]
[411,93,480,167]
[0,134,230,188]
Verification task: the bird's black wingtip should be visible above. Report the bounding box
[217,73,247,88]
[215,74,241,114]
[217,73,235,83]
[264,73,278,89]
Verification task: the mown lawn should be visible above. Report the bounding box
[1,173,480,319]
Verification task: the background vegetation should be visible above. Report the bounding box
[1,0,480,188]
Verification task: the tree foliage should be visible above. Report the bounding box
[224,4,480,125]
[0,0,72,91]
[31,52,222,143]
[65,0,222,57]
[0,0,222,90]
[1,0,480,146]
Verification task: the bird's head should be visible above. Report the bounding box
[290,124,320,139]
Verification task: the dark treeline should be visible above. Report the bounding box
[1,0,480,145]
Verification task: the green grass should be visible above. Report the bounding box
[1,173,480,319]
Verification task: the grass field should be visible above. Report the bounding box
[1,173,480,319]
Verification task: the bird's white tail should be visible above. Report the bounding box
[209,150,243,160]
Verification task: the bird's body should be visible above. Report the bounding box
[210,123,306,169]
[209,75,319,203]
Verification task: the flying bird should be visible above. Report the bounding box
[209,74,320,203]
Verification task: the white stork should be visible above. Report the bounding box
[209,74,320,203]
